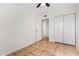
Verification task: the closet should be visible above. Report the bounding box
[54,14,76,45]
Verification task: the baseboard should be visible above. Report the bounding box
[76,45,79,51]
[49,39,55,42]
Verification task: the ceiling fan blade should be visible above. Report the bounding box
[46,3,50,7]
[36,3,41,8]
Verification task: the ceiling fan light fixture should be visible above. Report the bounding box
[36,3,50,8]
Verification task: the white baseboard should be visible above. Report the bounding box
[76,45,79,51]
[49,39,55,42]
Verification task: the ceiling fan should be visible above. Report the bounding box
[36,3,50,8]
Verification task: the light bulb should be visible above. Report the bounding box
[41,3,45,6]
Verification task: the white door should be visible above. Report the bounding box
[54,16,64,43]
[64,14,75,45]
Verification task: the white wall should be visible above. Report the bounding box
[75,4,79,50]
[0,3,38,55]
[35,14,42,41]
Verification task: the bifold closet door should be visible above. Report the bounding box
[64,14,75,45]
[54,16,63,43]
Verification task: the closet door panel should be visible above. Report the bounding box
[64,14,75,45]
[54,16,63,43]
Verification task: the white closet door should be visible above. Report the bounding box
[55,16,63,43]
[64,14,75,45]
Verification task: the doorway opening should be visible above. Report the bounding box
[42,18,49,40]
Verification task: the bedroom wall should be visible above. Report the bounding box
[0,3,37,55]
[75,4,79,51]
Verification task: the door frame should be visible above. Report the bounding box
[42,18,49,39]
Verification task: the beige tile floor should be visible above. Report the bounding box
[7,39,79,56]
